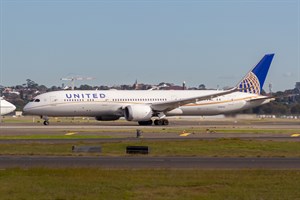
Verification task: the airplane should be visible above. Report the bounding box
[0,98,16,116]
[23,54,275,126]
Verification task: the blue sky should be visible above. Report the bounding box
[1,0,299,91]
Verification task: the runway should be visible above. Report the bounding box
[1,156,300,169]
[1,123,300,142]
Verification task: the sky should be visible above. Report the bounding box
[0,0,299,92]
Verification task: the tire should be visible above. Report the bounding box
[162,119,169,125]
[138,120,153,126]
[157,119,163,126]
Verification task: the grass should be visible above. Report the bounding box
[1,117,300,199]
[101,139,300,157]
[1,139,300,157]
[0,168,300,200]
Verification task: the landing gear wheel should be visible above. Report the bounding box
[41,116,49,126]
[154,119,160,125]
[138,120,153,126]
[162,119,169,125]
[154,119,169,126]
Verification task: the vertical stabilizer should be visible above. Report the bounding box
[238,54,274,94]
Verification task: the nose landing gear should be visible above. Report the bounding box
[41,116,49,126]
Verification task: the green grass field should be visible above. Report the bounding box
[0,168,300,200]
[1,139,300,157]
[1,117,300,199]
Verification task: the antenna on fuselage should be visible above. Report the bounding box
[61,76,95,90]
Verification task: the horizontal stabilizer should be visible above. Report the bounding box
[247,96,275,102]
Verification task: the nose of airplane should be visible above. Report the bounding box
[11,104,16,112]
[23,103,30,114]
[23,102,36,115]
[1,101,16,115]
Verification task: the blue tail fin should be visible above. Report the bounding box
[238,54,274,94]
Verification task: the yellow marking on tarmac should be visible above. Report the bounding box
[291,134,300,137]
[180,133,191,137]
[180,130,191,137]
[65,132,77,136]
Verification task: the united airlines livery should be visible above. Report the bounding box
[23,54,275,126]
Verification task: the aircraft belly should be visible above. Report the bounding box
[39,103,121,117]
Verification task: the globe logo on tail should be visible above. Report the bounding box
[238,72,261,94]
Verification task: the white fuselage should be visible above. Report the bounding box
[0,99,16,116]
[23,90,271,117]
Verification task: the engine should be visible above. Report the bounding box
[95,115,120,121]
[124,105,153,121]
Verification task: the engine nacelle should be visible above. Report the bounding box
[95,115,120,121]
[124,105,153,121]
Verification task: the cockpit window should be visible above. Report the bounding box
[30,99,34,102]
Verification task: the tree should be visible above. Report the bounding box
[37,85,48,92]
[79,84,93,90]
[26,79,38,89]
[198,84,206,90]
[291,104,300,114]
[11,98,26,111]
[49,86,59,91]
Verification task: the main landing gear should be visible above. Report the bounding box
[138,119,169,126]
[154,119,169,126]
[138,120,153,126]
[41,116,49,126]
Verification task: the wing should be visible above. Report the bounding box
[150,87,240,112]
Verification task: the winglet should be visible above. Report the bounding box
[238,54,274,94]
